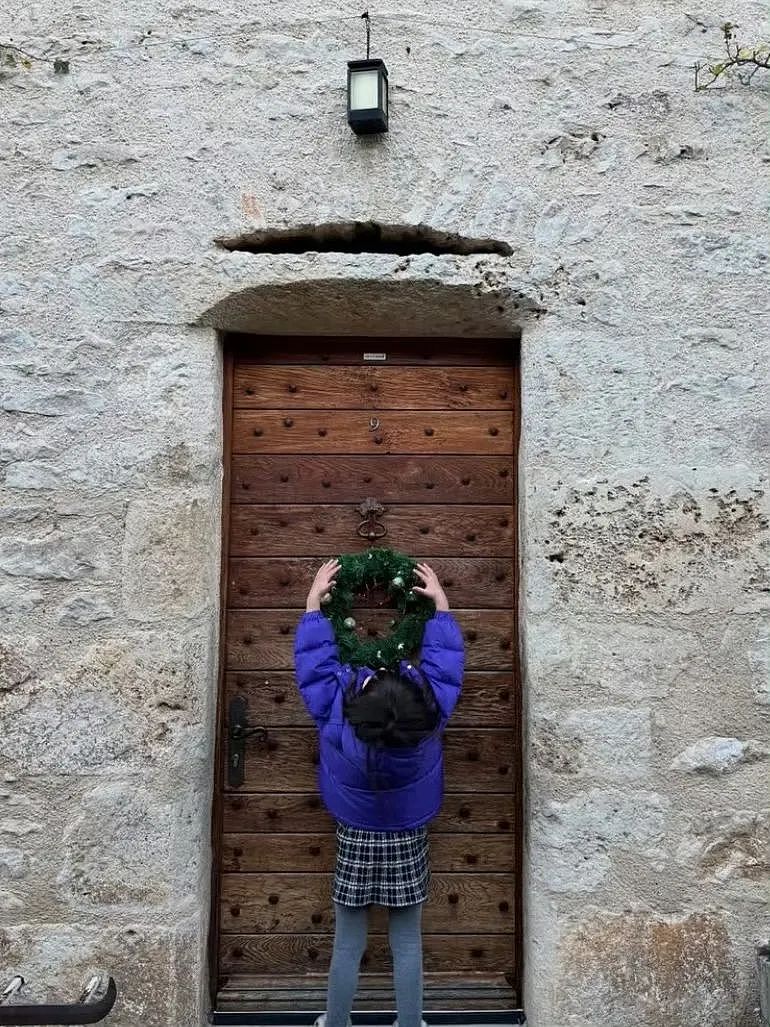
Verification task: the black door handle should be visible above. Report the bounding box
[230,722,268,742]
[228,696,267,788]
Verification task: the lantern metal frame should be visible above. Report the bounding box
[346,58,389,135]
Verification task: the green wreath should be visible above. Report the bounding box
[323,547,434,668]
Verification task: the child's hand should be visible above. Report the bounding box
[306,558,340,612]
[412,563,450,612]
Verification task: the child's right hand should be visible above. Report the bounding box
[412,562,450,612]
[306,558,340,612]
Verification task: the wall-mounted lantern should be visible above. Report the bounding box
[347,58,388,134]
[347,13,388,135]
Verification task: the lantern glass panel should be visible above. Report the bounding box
[350,68,380,110]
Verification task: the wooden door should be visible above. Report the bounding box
[212,336,521,1015]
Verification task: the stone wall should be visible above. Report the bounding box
[1,1,768,1025]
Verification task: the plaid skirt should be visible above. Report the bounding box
[332,823,430,908]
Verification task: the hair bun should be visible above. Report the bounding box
[343,670,439,752]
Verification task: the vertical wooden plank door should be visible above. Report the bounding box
[215,337,521,1014]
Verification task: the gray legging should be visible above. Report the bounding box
[325,901,423,1027]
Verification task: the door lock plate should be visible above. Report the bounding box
[227,696,267,789]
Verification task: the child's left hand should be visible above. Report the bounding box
[306,558,340,612]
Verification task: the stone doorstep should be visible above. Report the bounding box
[211,1005,526,1026]
[211,1017,525,1027]
[212,1021,526,1027]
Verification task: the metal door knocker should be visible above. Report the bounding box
[356,498,387,540]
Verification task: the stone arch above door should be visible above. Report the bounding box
[196,251,545,337]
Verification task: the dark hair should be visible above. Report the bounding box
[344,671,439,750]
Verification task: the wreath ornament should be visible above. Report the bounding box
[323,548,434,668]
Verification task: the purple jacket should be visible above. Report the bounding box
[294,610,465,830]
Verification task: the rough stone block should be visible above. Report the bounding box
[525,470,769,616]
[1,383,105,416]
[643,135,705,163]
[56,783,197,906]
[1,685,139,776]
[0,845,27,879]
[1,633,211,777]
[526,617,698,699]
[532,706,652,780]
[671,736,769,776]
[170,913,208,1027]
[0,815,40,837]
[5,461,69,489]
[51,143,148,171]
[565,706,652,780]
[75,74,117,96]
[0,806,46,917]
[0,536,102,580]
[0,504,47,526]
[0,643,35,692]
[677,809,770,881]
[57,593,115,626]
[748,634,770,706]
[556,911,742,1027]
[675,231,769,278]
[531,716,583,774]
[121,498,216,621]
[531,787,667,893]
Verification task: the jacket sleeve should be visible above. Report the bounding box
[293,611,349,723]
[418,611,465,721]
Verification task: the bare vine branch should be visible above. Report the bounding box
[695,22,770,90]
[0,40,69,73]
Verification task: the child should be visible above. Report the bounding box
[294,559,465,1027]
